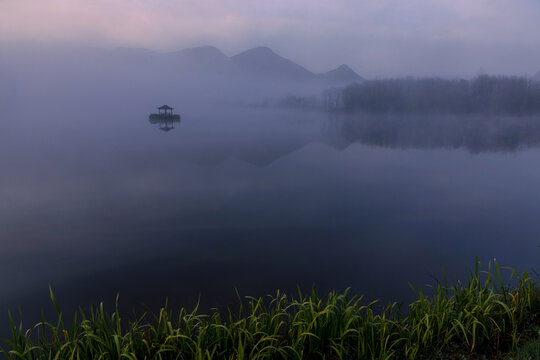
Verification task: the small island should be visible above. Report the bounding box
[149,105,181,131]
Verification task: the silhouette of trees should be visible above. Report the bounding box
[279,95,320,109]
[341,76,540,115]
[322,88,343,111]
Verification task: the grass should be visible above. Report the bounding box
[508,339,540,360]
[1,258,539,360]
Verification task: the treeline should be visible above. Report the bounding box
[279,95,321,109]
[339,75,540,115]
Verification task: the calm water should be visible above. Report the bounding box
[1,104,539,333]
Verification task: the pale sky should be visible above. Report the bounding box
[1,0,540,77]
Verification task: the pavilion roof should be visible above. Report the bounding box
[158,105,173,110]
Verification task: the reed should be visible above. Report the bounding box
[1,258,539,360]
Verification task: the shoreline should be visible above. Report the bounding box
[2,258,539,359]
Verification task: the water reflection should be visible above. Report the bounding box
[140,112,540,167]
[179,114,540,167]
[2,107,540,338]
[182,113,540,167]
[149,105,181,132]
[330,114,540,153]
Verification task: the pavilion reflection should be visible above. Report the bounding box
[149,105,181,132]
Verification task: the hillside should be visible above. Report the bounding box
[231,46,315,81]
[317,64,364,84]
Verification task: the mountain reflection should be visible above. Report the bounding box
[330,114,540,153]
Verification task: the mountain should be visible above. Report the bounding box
[172,46,230,68]
[231,47,315,81]
[317,64,364,84]
[164,46,234,76]
[111,45,366,85]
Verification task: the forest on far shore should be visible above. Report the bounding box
[316,75,540,115]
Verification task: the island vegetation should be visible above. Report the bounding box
[1,258,539,360]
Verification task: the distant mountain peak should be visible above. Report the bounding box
[170,45,231,70]
[178,45,227,58]
[337,64,352,70]
[317,64,364,84]
[233,46,279,59]
[247,46,273,53]
[231,46,315,81]
[192,45,220,50]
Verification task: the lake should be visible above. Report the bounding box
[1,104,539,334]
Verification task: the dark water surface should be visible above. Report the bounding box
[1,105,539,333]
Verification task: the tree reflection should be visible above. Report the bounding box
[330,114,540,153]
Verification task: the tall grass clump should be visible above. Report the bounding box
[1,258,539,360]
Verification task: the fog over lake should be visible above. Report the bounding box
[1,45,539,336]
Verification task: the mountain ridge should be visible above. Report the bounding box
[231,46,316,81]
[317,64,364,84]
[168,46,232,71]
[111,45,364,84]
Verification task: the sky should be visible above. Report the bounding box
[1,0,540,77]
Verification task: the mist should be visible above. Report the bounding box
[3,0,540,77]
[1,1,540,353]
